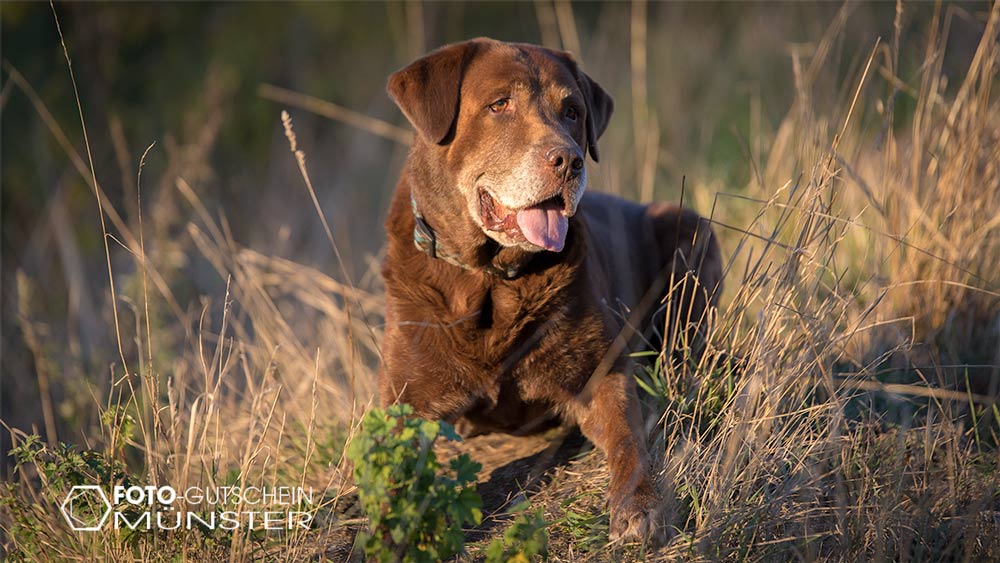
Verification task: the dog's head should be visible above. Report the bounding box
[388,38,613,253]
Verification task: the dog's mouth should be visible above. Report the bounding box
[479,189,569,252]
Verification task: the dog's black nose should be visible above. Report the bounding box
[547,146,584,179]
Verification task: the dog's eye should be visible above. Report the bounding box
[488,98,510,113]
[565,105,579,121]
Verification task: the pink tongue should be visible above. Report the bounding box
[516,201,568,252]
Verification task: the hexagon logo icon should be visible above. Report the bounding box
[60,485,112,531]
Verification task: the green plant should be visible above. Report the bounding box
[633,350,739,436]
[8,434,130,493]
[1,435,132,561]
[346,404,483,563]
[484,501,550,563]
[553,491,609,553]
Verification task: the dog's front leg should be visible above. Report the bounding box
[572,371,663,543]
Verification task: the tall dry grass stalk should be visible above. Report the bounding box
[629,3,1000,561]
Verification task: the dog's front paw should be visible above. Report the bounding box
[609,484,666,545]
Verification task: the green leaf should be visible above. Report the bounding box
[349,403,483,563]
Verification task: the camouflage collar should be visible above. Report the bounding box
[410,194,522,279]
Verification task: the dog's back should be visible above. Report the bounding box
[579,191,722,349]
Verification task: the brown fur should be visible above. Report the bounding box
[380,38,723,542]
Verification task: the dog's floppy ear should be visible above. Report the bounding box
[575,68,613,162]
[387,41,480,145]
[554,50,614,162]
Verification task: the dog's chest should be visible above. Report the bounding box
[427,280,575,363]
[384,234,610,412]
[439,276,607,398]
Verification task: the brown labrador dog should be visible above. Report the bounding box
[379,38,722,542]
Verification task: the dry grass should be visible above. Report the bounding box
[2,1,999,562]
